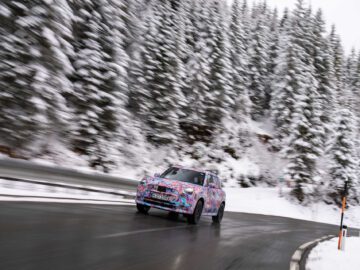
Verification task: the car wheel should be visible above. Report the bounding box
[136,203,150,214]
[187,200,203,224]
[212,203,225,224]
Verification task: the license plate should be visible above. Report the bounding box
[151,193,171,201]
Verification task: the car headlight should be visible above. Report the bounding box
[184,187,194,195]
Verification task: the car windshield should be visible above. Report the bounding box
[160,167,205,186]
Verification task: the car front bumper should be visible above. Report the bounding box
[135,194,194,214]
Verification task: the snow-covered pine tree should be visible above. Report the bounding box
[69,0,125,171]
[352,53,360,123]
[206,0,235,128]
[0,1,38,150]
[265,8,280,111]
[270,8,295,138]
[141,1,186,145]
[121,0,148,56]
[310,9,336,149]
[185,0,213,142]
[174,0,191,118]
[270,8,295,142]
[0,0,73,154]
[239,0,251,53]
[127,0,151,121]
[280,8,290,29]
[100,0,145,168]
[328,25,349,108]
[328,109,359,204]
[247,2,271,120]
[345,49,359,113]
[282,0,322,203]
[229,0,251,120]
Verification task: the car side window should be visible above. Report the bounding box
[213,176,221,189]
[207,174,214,187]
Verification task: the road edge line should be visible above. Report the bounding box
[0,194,135,205]
[289,234,335,270]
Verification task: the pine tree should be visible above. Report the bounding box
[270,39,298,142]
[247,3,271,120]
[281,0,322,203]
[127,0,151,121]
[174,0,191,117]
[328,109,359,204]
[266,8,280,111]
[280,8,290,29]
[239,0,251,53]
[0,0,73,153]
[352,53,360,122]
[270,7,295,141]
[329,26,348,108]
[69,0,125,171]
[311,9,336,149]
[206,0,235,127]
[185,0,213,141]
[345,49,359,113]
[140,1,186,145]
[229,0,251,120]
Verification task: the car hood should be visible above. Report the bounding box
[148,177,201,193]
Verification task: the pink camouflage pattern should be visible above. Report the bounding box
[136,170,226,215]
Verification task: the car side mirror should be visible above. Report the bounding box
[154,173,161,177]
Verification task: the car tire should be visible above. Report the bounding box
[212,203,225,224]
[187,200,203,224]
[136,203,150,214]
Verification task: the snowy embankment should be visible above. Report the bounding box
[306,237,360,270]
[224,187,360,228]
[1,175,359,228]
[0,178,133,204]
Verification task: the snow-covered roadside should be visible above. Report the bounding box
[0,178,134,204]
[224,187,360,228]
[1,178,359,228]
[306,237,360,270]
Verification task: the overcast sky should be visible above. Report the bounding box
[247,0,360,54]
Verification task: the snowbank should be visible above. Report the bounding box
[0,178,133,203]
[306,237,360,270]
[2,177,359,229]
[224,187,360,228]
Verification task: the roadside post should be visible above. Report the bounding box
[341,225,348,251]
[278,175,284,197]
[337,181,348,250]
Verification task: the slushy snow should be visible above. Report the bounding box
[306,237,360,270]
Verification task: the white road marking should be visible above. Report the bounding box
[289,235,335,270]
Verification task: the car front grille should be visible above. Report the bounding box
[144,198,176,209]
[157,185,167,192]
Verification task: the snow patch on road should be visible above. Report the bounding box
[306,237,360,270]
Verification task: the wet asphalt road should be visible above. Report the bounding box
[0,202,349,270]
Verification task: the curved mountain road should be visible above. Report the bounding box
[0,202,351,270]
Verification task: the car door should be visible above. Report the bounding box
[212,175,222,210]
[205,174,216,214]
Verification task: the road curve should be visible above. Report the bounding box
[0,202,344,270]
